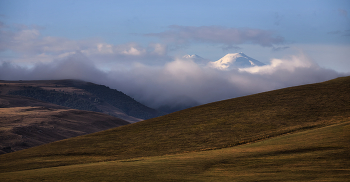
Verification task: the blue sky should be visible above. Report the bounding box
[0,0,349,108]
[1,0,349,68]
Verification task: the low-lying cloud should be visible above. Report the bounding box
[0,52,343,112]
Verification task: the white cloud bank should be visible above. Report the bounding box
[238,54,314,74]
[0,52,344,111]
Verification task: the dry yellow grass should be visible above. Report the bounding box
[0,121,348,181]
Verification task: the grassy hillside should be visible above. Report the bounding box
[0,76,349,173]
[0,120,348,181]
[0,95,129,154]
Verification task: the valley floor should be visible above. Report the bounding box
[1,121,349,182]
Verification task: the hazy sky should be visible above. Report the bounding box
[0,0,349,109]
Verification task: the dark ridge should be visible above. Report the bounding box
[54,79,166,119]
[75,81,165,119]
[3,79,166,120]
[8,86,102,113]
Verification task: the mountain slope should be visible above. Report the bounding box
[208,52,265,70]
[0,80,165,122]
[0,95,129,154]
[0,76,349,172]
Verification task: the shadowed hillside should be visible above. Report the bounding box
[0,76,349,173]
[0,95,129,154]
[0,80,166,122]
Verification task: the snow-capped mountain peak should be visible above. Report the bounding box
[182,54,209,66]
[208,52,265,70]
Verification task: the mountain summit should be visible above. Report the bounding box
[182,54,209,66]
[208,52,265,70]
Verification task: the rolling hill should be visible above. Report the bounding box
[0,95,129,154]
[0,79,166,122]
[0,76,349,175]
[1,120,348,181]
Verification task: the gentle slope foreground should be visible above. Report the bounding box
[0,76,349,181]
[1,120,349,181]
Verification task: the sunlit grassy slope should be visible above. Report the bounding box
[0,76,349,173]
[1,120,349,181]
